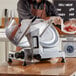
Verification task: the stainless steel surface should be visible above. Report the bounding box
[7,18,65,65]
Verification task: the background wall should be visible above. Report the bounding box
[0,0,18,17]
[0,0,18,9]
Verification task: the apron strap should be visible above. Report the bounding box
[31,3,46,18]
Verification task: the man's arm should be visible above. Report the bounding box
[17,0,34,23]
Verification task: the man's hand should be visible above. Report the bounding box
[50,17,62,25]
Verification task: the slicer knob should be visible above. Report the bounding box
[67,45,74,53]
[15,52,20,59]
[20,51,24,59]
[15,51,24,59]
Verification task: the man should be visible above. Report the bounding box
[17,0,57,50]
[17,0,61,50]
[16,0,59,51]
[17,0,58,23]
[17,0,61,63]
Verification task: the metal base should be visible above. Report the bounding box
[22,61,27,66]
[61,58,66,63]
[8,58,12,63]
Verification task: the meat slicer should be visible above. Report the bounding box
[6,17,65,66]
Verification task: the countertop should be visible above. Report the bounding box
[0,58,76,76]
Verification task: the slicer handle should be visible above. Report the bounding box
[33,36,39,48]
[31,16,37,23]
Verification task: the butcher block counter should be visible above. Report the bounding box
[0,58,76,76]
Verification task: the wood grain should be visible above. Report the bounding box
[0,58,76,76]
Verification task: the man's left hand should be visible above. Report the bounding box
[50,17,62,25]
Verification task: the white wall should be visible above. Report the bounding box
[0,0,18,17]
[0,0,18,10]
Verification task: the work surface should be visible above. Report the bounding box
[0,58,76,76]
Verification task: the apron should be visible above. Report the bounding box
[31,3,46,18]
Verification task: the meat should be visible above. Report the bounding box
[63,19,76,33]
